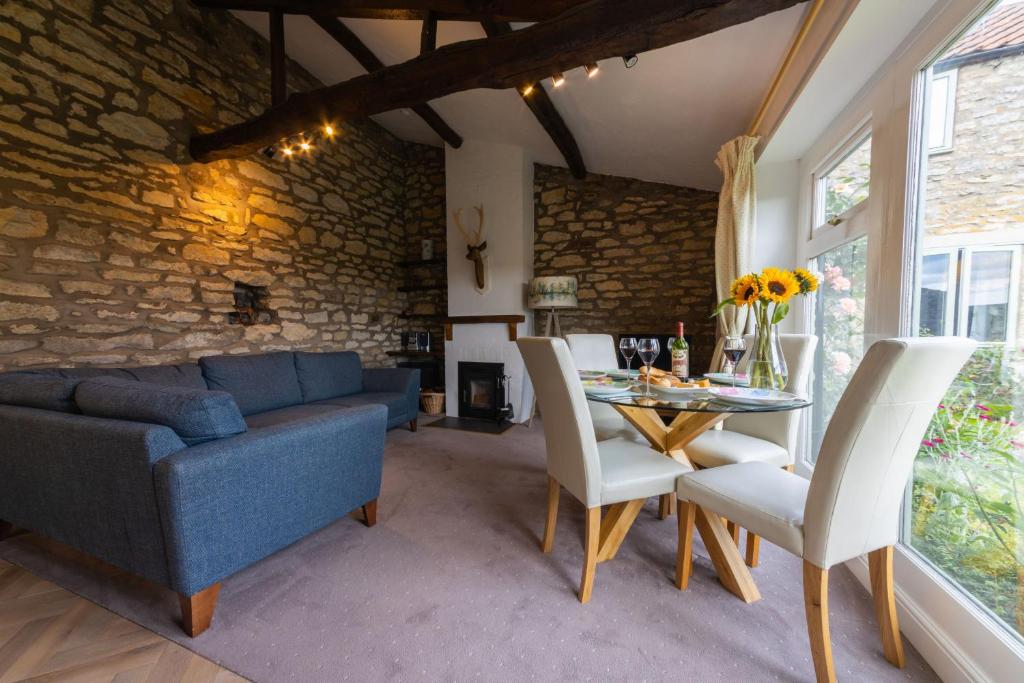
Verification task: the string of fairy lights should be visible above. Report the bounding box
[261,54,638,161]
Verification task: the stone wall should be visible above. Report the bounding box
[400,144,446,351]
[0,0,443,372]
[533,165,719,372]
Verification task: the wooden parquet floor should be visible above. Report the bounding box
[0,560,247,683]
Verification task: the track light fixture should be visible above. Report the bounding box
[584,63,599,78]
[551,72,565,88]
[622,53,638,68]
[520,83,535,96]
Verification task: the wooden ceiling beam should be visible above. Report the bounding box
[192,0,588,22]
[312,16,463,148]
[421,10,438,52]
[191,0,805,162]
[482,20,585,179]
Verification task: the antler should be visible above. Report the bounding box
[453,206,485,246]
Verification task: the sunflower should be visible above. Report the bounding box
[760,267,800,303]
[793,267,819,294]
[731,274,761,305]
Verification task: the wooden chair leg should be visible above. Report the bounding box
[803,561,836,683]
[578,506,600,604]
[658,493,674,519]
[362,499,378,527]
[541,476,559,553]
[409,418,417,432]
[179,583,221,637]
[745,532,760,567]
[675,500,696,590]
[869,546,905,668]
[726,520,740,545]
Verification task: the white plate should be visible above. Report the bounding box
[578,370,609,380]
[582,380,633,396]
[704,372,750,387]
[706,387,798,406]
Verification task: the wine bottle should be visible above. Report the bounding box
[671,322,689,379]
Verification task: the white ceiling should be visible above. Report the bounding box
[233,5,809,191]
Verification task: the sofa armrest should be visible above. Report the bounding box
[153,404,387,595]
[363,367,419,419]
[0,405,187,586]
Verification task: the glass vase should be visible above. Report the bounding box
[748,322,788,390]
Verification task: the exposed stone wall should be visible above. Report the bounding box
[400,144,446,351]
[0,0,441,372]
[533,165,719,372]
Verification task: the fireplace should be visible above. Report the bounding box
[457,362,512,422]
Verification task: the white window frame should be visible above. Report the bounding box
[920,248,958,335]
[928,67,958,153]
[811,125,873,233]
[789,1,1024,678]
[959,244,1021,345]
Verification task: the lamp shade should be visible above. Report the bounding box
[528,276,578,309]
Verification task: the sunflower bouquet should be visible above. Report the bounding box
[713,267,819,388]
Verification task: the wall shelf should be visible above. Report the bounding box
[444,314,526,342]
[386,350,444,358]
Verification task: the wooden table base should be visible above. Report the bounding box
[611,403,761,604]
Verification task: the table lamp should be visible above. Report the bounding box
[528,276,578,337]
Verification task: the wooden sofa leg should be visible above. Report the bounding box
[409,418,417,432]
[362,499,378,527]
[0,520,15,541]
[179,583,221,637]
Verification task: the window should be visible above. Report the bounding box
[928,68,957,152]
[918,246,1020,343]
[814,133,871,228]
[906,0,1024,640]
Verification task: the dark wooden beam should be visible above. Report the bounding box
[191,0,804,161]
[482,20,584,178]
[192,0,587,21]
[421,10,438,52]
[269,9,286,105]
[312,16,462,148]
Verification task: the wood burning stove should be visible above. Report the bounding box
[457,361,512,423]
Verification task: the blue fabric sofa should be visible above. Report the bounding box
[0,351,419,636]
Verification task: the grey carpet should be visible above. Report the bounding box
[0,421,938,682]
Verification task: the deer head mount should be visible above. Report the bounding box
[454,204,488,293]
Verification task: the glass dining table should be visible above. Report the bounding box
[586,387,811,604]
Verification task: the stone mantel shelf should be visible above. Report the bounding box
[444,315,527,342]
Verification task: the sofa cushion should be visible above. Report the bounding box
[75,377,247,446]
[315,391,409,427]
[0,373,81,413]
[37,364,206,389]
[244,403,350,430]
[200,352,303,416]
[294,351,363,402]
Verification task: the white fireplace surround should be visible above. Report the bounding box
[444,323,533,422]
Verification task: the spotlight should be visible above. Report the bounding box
[300,141,312,152]
[584,63,599,78]
[551,72,565,88]
[622,53,638,68]
[324,124,334,137]
[282,147,294,157]
[520,83,534,96]
[261,145,276,159]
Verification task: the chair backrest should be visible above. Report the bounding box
[803,337,976,568]
[725,334,818,457]
[565,334,619,371]
[517,337,603,508]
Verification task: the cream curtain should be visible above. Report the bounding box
[711,135,759,370]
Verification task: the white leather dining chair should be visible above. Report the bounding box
[565,334,644,444]
[686,333,817,565]
[673,337,976,683]
[517,337,691,603]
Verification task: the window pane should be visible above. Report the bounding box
[919,253,951,336]
[908,0,1024,640]
[820,135,871,223]
[928,71,955,151]
[810,235,868,460]
[966,250,1012,342]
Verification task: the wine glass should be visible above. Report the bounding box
[618,337,637,384]
[637,338,660,397]
[723,336,746,387]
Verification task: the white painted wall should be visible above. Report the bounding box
[444,140,535,421]
[754,160,802,333]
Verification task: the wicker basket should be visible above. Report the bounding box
[420,391,445,416]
